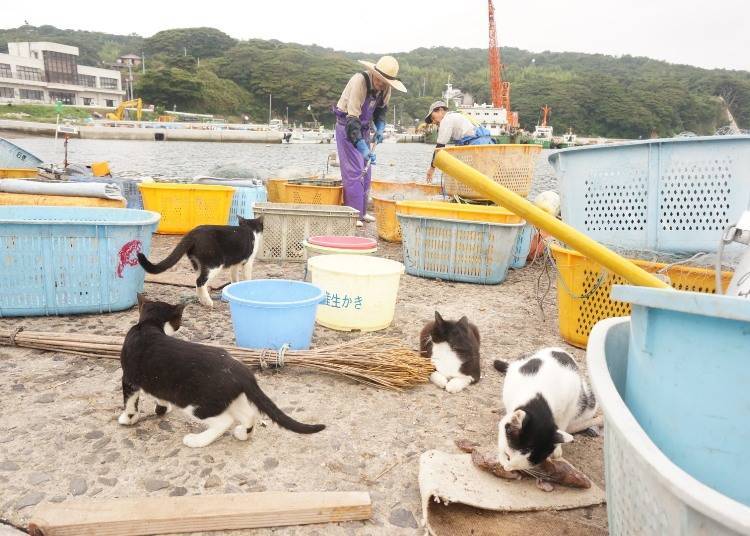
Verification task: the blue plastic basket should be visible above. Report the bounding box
[228,185,268,225]
[66,175,144,209]
[0,206,160,317]
[222,279,325,350]
[397,214,523,284]
[549,135,750,252]
[510,223,534,269]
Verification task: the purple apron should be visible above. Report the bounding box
[334,90,380,219]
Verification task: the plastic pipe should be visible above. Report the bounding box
[434,150,671,289]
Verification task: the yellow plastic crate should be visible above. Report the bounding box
[0,192,125,208]
[266,178,288,202]
[284,180,342,205]
[138,183,234,234]
[395,200,523,224]
[551,243,733,348]
[0,168,38,179]
[441,144,541,199]
[372,196,401,242]
[370,180,442,198]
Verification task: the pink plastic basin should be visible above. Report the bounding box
[307,235,377,250]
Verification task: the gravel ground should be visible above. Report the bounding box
[0,223,607,535]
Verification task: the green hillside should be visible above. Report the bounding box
[2,25,749,137]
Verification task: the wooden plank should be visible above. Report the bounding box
[28,491,372,536]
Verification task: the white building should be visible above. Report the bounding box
[458,103,510,136]
[0,42,125,107]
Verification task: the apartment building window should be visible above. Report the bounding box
[82,97,94,106]
[43,51,78,85]
[16,66,44,81]
[105,99,115,107]
[49,91,75,105]
[78,74,96,88]
[0,64,11,78]
[19,89,44,100]
[0,87,14,98]
[100,77,118,90]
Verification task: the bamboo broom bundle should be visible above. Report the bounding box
[0,328,433,391]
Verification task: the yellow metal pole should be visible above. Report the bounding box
[434,150,671,289]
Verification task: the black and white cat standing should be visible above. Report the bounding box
[493,348,600,472]
[419,312,481,393]
[119,295,324,448]
[137,216,263,307]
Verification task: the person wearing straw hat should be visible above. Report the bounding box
[334,56,407,226]
[424,101,494,183]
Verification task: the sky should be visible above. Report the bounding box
[4,0,749,71]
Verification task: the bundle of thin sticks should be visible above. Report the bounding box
[1,328,433,391]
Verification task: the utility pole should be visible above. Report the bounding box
[127,63,133,101]
[268,94,272,125]
[141,51,145,74]
[286,106,289,125]
[184,46,187,57]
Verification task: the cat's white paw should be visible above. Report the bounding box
[445,382,466,394]
[551,445,563,459]
[233,425,249,441]
[430,371,448,389]
[198,297,214,308]
[183,433,212,448]
[118,412,139,426]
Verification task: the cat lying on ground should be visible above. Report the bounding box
[493,348,600,471]
[118,294,324,448]
[419,311,481,393]
[137,216,263,307]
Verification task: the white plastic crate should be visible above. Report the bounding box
[253,203,359,261]
[550,135,750,252]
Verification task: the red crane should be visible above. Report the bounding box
[487,0,518,128]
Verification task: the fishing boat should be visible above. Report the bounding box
[0,137,43,169]
[559,127,578,148]
[532,105,553,149]
[282,126,333,144]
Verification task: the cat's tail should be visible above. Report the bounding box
[137,236,192,274]
[246,382,325,434]
[493,360,509,374]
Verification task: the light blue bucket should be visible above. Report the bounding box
[222,279,325,350]
[611,285,750,507]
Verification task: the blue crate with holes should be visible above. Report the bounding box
[66,175,144,209]
[0,206,160,316]
[228,184,268,225]
[398,213,524,284]
[510,223,535,269]
[549,135,750,252]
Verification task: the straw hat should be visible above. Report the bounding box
[358,56,407,93]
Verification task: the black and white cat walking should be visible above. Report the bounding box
[137,216,263,307]
[493,348,600,472]
[119,295,325,448]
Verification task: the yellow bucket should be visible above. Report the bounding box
[0,192,125,208]
[395,200,523,224]
[266,178,288,202]
[308,254,404,332]
[551,243,733,348]
[91,161,111,177]
[372,196,402,242]
[284,180,342,205]
[138,183,234,234]
[441,144,541,199]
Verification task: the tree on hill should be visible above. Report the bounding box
[144,28,235,59]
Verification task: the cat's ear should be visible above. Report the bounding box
[137,293,147,312]
[434,311,445,328]
[237,216,246,225]
[173,302,187,318]
[553,430,574,444]
[457,316,470,328]
[506,409,526,433]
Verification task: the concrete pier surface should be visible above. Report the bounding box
[0,120,284,143]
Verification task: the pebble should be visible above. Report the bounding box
[103,451,120,463]
[0,462,19,471]
[202,455,214,463]
[169,486,187,497]
[388,507,418,529]
[144,479,169,492]
[166,448,180,458]
[98,477,118,486]
[0,435,12,444]
[121,438,135,448]
[85,430,104,440]
[69,477,88,496]
[204,475,221,488]
[49,495,66,503]
[93,437,111,449]
[14,491,45,510]
[35,393,55,404]
[199,468,212,477]
[11,384,25,391]
[27,472,51,485]
[263,457,279,470]
[223,484,242,494]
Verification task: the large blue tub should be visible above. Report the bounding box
[0,206,159,316]
[222,279,324,350]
